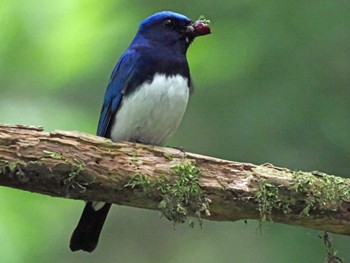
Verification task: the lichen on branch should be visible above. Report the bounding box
[1,124,350,237]
[125,160,210,228]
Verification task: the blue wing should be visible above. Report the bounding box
[96,49,140,137]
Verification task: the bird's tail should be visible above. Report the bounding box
[70,202,111,252]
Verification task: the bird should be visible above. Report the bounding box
[69,11,210,253]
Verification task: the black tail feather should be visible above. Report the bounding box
[70,202,111,252]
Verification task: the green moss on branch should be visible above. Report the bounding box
[125,160,210,227]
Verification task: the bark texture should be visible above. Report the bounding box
[1,124,350,235]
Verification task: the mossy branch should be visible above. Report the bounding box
[1,124,350,235]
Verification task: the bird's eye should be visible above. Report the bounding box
[163,19,175,28]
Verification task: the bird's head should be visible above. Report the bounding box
[136,11,211,52]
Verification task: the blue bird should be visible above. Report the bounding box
[69,11,210,252]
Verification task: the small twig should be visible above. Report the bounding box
[323,232,343,263]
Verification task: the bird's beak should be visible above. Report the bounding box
[185,20,211,37]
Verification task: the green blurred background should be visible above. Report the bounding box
[1,1,350,262]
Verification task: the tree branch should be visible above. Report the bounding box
[1,124,350,235]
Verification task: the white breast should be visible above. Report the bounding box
[110,73,190,146]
